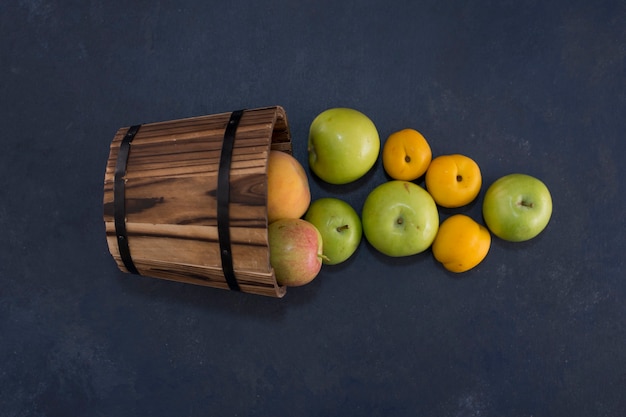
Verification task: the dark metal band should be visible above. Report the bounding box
[114,124,142,275]
[217,110,245,291]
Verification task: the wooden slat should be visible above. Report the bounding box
[104,173,267,227]
[105,232,271,273]
[129,259,285,298]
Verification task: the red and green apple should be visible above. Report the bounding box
[268,218,326,287]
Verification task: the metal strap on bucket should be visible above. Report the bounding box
[114,124,142,275]
[217,110,245,292]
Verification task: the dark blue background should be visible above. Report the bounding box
[2,1,625,416]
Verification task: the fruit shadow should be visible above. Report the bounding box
[490,227,549,253]
[115,270,319,321]
[436,193,483,222]
[308,162,378,195]
[362,238,432,269]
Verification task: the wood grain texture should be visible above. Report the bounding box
[103,106,291,297]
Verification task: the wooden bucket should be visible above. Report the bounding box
[103,106,291,297]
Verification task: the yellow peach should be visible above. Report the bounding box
[267,150,311,224]
[425,154,482,208]
[432,214,491,273]
[382,128,432,181]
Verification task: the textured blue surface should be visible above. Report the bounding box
[1,1,625,416]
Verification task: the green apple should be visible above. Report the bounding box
[361,180,439,257]
[304,197,362,265]
[308,108,380,184]
[482,173,553,242]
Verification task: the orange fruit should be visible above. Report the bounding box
[382,129,432,181]
[432,214,491,273]
[267,150,311,223]
[425,154,482,208]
